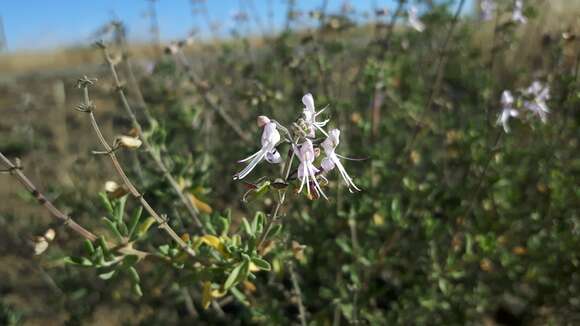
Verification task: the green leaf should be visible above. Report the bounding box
[252,212,265,234]
[224,263,244,290]
[128,206,143,239]
[219,216,230,237]
[132,283,143,297]
[97,236,111,258]
[102,217,124,241]
[251,257,271,271]
[84,239,95,255]
[123,255,139,266]
[255,181,271,197]
[114,195,128,224]
[158,244,170,255]
[230,287,249,306]
[64,256,93,267]
[98,270,116,280]
[268,224,283,239]
[242,218,253,237]
[128,266,140,283]
[99,192,114,215]
[136,217,156,238]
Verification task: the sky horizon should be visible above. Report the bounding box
[0,0,475,53]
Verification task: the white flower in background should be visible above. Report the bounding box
[340,1,355,15]
[234,116,281,180]
[302,93,329,138]
[512,0,527,24]
[320,129,361,192]
[480,0,496,21]
[496,90,519,133]
[294,139,327,199]
[523,81,550,123]
[407,6,425,32]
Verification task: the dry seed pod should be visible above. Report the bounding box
[33,228,56,255]
[104,180,129,198]
[115,135,142,149]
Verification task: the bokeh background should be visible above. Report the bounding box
[1,0,579,325]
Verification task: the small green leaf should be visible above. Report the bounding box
[219,217,230,237]
[128,206,143,239]
[252,212,265,234]
[230,287,249,306]
[137,217,156,238]
[255,181,271,197]
[251,257,271,271]
[158,244,170,255]
[114,195,128,224]
[268,224,283,239]
[123,255,139,266]
[64,256,93,267]
[84,239,95,255]
[97,236,111,258]
[242,218,253,237]
[98,270,116,280]
[132,283,143,297]
[99,192,114,215]
[128,266,140,283]
[102,217,124,241]
[224,263,243,290]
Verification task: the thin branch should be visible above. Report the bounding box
[98,44,206,232]
[425,0,467,114]
[399,0,467,164]
[173,49,252,143]
[349,216,360,324]
[0,152,98,242]
[288,261,308,326]
[257,143,296,251]
[76,77,197,258]
[463,131,503,220]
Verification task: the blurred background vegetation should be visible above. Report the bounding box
[1,0,579,325]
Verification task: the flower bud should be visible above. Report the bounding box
[257,116,271,128]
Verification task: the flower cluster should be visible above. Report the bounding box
[234,93,361,200]
[407,6,425,33]
[512,0,527,24]
[497,80,551,133]
[480,0,496,21]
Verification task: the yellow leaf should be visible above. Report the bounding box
[373,213,384,226]
[200,235,228,257]
[243,281,257,293]
[137,217,156,238]
[202,282,212,310]
[211,288,227,298]
[249,262,260,273]
[189,194,213,214]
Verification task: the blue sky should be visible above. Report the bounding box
[0,0,474,52]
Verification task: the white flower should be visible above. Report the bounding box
[407,6,425,32]
[320,129,361,192]
[294,139,327,199]
[496,90,519,133]
[302,93,329,138]
[234,116,281,180]
[480,0,495,21]
[512,0,527,24]
[523,81,550,123]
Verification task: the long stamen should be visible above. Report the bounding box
[310,167,327,199]
[238,151,260,163]
[236,150,266,179]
